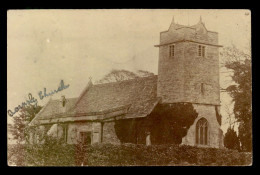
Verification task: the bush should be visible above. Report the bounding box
[224,127,240,151]
[8,143,252,166]
[115,103,198,145]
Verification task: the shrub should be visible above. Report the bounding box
[114,103,198,145]
[224,127,240,151]
[8,143,252,166]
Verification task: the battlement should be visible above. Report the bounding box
[158,16,219,47]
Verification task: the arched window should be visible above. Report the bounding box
[196,118,208,145]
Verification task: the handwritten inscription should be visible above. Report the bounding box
[8,80,70,117]
[7,93,38,117]
[38,80,69,100]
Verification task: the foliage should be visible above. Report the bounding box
[136,70,155,77]
[97,69,154,83]
[115,119,140,144]
[149,103,198,144]
[8,143,252,166]
[114,103,198,145]
[221,46,252,152]
[238,122,252,152]
[224,127,240,151]
[8,105,42,144]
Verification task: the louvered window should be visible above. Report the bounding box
[198,45,206,57]
[169,45,175,58]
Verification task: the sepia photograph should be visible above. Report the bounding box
[7,9,252,166]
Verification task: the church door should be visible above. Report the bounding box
[80,132,91,145]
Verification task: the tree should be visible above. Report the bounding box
[8,105,42,144]
[224,126,240,150]
[149,103,198,144]
[114,103,198,145]
[96,69,154,84]
[221,45,252,152]
[114,119,140,144]
[136,70,155,77]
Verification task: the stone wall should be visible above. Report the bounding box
[158,21,222,148]
[157,42,185,103]
[158,24,220,105]
[183,42,220,105]
[67,122,101,144]
[160,28,186,44]
[33,121,120,145]
[102,121,121,144]
[182,104,223,148]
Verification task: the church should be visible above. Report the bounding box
[29,17,224,148]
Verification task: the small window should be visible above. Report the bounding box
[169,45,175,58]
[64,125,68,143]
[198,45,202,56]
[202,46,205,57]
[201,83,205,95]
[198,45,206,57]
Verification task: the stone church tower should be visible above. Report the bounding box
[155,17,224,148]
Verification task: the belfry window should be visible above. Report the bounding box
[196,118,208,145]
[198,45,206,57]
[169,45,175,58]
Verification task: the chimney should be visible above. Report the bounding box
[61,95,66,107]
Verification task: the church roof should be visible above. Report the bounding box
[30,75,159,126]
[74,75,159,118]
[36,98,78,119]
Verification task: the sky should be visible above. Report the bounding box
[7,9,251,135]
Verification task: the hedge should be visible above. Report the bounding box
[8,143,252,166]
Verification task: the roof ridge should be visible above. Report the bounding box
[50,97,78,102]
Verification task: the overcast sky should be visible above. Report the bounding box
[7,9,251,134]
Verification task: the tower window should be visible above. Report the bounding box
[198,45,206,57]
[169,45,175,58]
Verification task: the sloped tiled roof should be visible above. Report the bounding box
[29,97,78,126]
[30,75,159,125]
[73,75,158,115]
[37,98,78,119]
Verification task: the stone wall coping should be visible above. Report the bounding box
[154,39,223,48]
[161,102,221,106]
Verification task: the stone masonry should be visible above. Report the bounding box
[156,17,223,148]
